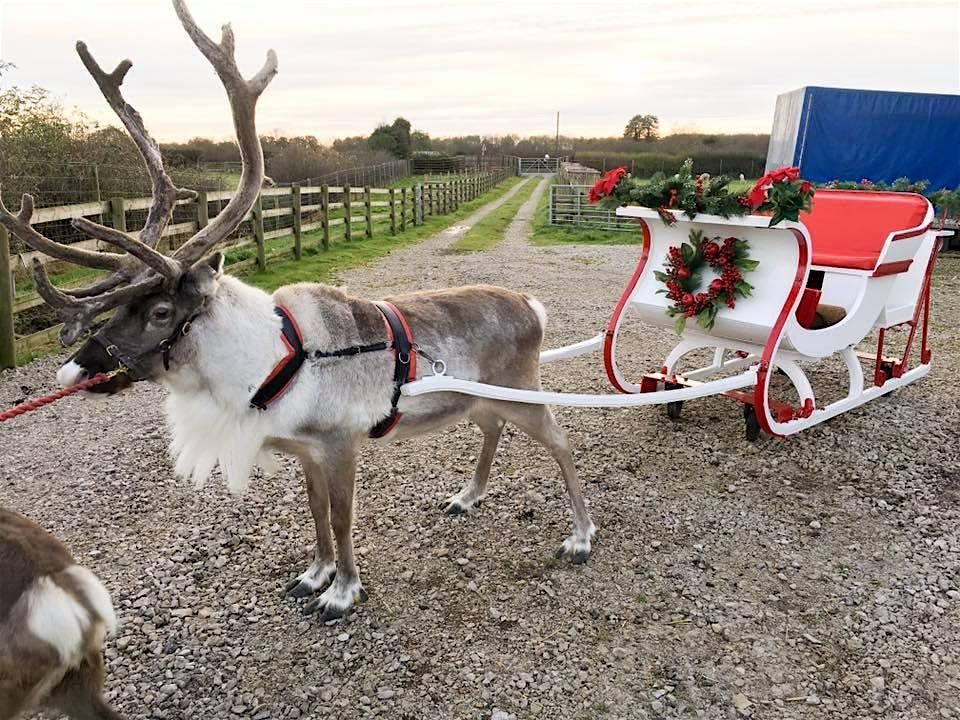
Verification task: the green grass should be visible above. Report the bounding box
[239,176,524,291]
[447,178,538,253]
[14,265,106,295]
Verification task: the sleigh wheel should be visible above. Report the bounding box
[664,381,683,420]
[743,405,761,442]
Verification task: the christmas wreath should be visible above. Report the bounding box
[655,229,759,334]
[588,158,815,227]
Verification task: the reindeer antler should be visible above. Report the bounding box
[170,0,278,266]
[0,0,277,346]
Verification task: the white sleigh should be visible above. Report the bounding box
[404,189,946,440]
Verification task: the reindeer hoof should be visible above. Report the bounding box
[303,580,367,620]
[284,561,336,598]
[444,500,469,515]
[442,492,483,515]
[556,526,596,564]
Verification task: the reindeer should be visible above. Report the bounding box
[0,508,120,720]
[0,0,595,621]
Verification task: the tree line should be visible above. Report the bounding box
[2,62,770,207]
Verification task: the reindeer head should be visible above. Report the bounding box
[0,0,277,393]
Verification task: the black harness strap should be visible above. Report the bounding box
[249,306,307,410]
[248,303,417,438]
[369,301,416,439]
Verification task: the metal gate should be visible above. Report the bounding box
[518,157,562,175]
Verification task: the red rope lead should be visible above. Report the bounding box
[0,372,116,422]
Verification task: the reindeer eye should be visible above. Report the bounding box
[150,304,173,322]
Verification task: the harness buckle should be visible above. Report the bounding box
[181,320,193,336]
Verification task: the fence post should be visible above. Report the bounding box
[292,184,302,260]
[343,183,352,241]
[321,184,330,250]
[196,190,209,229]
[252,194,266,271]
[109,197,126,232]
[400,187,407,231]
[414,184,423,226]
[0,226,15,370]
[389,188,397,235]
[363,186,372,238]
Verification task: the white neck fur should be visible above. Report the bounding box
[162,276,286,493]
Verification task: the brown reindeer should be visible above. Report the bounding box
[0,509,120,720]
[0,0,595,621]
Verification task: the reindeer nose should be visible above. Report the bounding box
[56,360,87,388]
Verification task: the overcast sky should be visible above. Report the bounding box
[1,0,958,142]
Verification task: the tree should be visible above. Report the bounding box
[367,117,414,159]
[624,114,660,141]
[411,130,431,152]
[390,117,411,159]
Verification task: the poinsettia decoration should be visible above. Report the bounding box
[654,229,758,334]
[745,167,815,226]
[587,158,815,227]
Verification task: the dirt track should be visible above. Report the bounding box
[3,177,959,719]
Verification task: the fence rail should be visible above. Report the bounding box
[0,168,514,368]
[548,184,637,232]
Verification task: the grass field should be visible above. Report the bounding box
[447,178,538,253]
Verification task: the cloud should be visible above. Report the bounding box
[1,0,957,141]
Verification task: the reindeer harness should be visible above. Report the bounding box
[249,302,417,439]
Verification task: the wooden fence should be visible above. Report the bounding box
[0,168,513,367]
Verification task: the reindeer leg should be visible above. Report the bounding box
[48,652,122,720]
[285,457,337,598]
[491,402,596,564]
[443,410,505,514]
[303,439,367,621]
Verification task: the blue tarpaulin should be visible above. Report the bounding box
[765,86,960,191]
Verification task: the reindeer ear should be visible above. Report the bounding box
[205,251,224,278]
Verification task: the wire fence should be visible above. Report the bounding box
[548,184,636,232]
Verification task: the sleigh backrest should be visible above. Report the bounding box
[800,189,931,272]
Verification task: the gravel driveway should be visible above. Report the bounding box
[3,177,959,720]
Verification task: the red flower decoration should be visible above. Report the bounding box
[587,166,628,204]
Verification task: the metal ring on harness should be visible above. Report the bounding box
[432,359,446,376]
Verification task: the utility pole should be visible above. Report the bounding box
[555,111,560,157]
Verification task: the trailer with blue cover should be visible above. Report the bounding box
[765,86,960,191]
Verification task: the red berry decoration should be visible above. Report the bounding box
[654,229,759,334]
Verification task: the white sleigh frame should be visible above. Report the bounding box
[404,194,946,440]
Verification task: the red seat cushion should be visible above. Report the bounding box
[800,190,929,270]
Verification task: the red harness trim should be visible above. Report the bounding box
[249,305,307,411]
